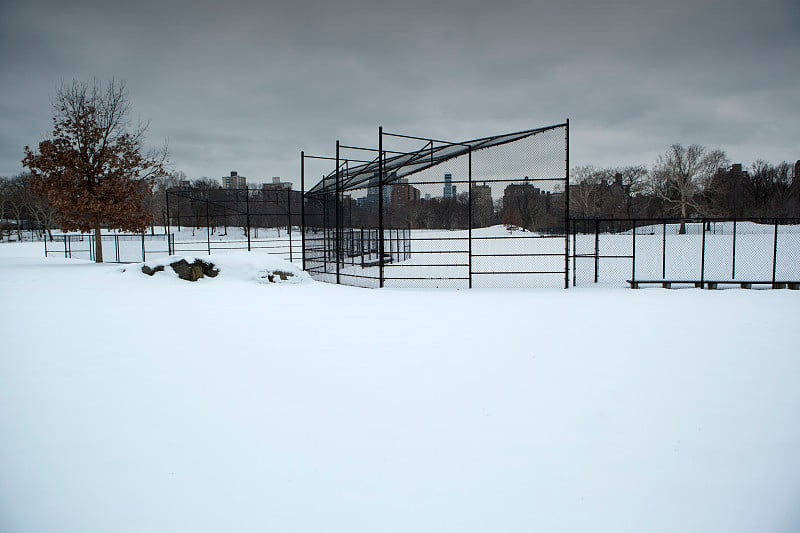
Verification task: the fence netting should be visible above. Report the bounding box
[302,123,570,288]
[569,218,800,288]
[165,188,302,261]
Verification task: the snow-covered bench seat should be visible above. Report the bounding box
[628,280,800,290]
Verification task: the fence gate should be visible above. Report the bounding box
[302,122,570,288]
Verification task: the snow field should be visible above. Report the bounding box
[1,241,799,533]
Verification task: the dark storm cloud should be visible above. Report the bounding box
[1,0,798,186]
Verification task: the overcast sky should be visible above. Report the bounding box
[1,0,798,188]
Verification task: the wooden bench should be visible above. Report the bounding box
[628,280,800,290]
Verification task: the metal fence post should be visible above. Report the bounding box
[631,219,636,284]
[141,232,146,262]
[564,118,570,289]
[287,189,293,263]
[571,219,576,287]
[206,199,211,256]
[301,152,306,271]
[772,220,779,286]
[335,140,341,284]
[115,234,120,262]
[468,145,473,289]
[594,218,599,283]
[378,126,384,288]
[165,190,172,255]
[662,221,667,279]
[700,219,706,287]
[245,188,251,252]
[731,219,737,279]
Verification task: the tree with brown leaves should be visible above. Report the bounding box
[23,79,167,262]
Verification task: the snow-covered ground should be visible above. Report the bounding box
[1,241,800,533]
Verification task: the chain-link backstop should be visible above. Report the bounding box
[302,123,570,288]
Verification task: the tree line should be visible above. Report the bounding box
[9,78,799,256]
[570,145,800,225]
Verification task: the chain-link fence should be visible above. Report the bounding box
[302,123,570,288]
[165,188,302,262]
[570,218,800,288]
[44,233,169,262]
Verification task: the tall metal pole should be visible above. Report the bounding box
[731,219,737,280]
[165,190,172,255]
[206,198,211,255]
[468,146,473,289]
[772,220,779,286]
[301,151,306,272]
[378,126,385,288]
[245,188,251,252]
[287,188,293,263]
[662,220,666,279]
[323,181,328,272]
[594,218,599,283]
[564,118,570,289]
[571,220,576,286]
[631,219,637,284]
[336,140,341,284]
[700,219,706,286]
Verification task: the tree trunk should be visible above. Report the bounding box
[94,221,103,263]
[679,203,687,234]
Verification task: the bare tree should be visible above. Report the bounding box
[150,170,184,232]
[4,175,28,240]
[613,165,649,217]
[23,79,167,262]
[0,177,9,241]
[21,174,56,240]
[569,165,613,218]
[649,144,728,233]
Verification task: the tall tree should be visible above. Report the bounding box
[4,175,29,240]
[149,170,185,232]
[613,165,649,217]
[23,79,166,262]
[569,165,613,218]
[649,144,728,233]
[0,177,10,240]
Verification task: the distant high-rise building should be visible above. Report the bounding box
[391,178,421,208]
[794,160,800,191]
[443,173,457,199]
[261,176,292,190]
[222,171,246,189]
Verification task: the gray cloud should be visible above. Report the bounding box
[2,0,798,187]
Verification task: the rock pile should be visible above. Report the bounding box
[142,259,219,281]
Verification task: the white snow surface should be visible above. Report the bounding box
[1,241,800,533]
